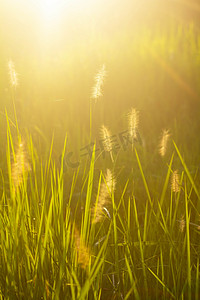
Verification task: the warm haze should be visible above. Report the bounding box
[0,0,200,299]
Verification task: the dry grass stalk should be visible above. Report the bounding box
[74,227,91,269]
[11,141,31,189]
[171,170,181,193]
[8,60,18,87]
[179,215,185,232]
[159,129,170,157]
[91,64,106,101]
[92,169,116,224]
[101,125,114,162]
[128,108,139,141]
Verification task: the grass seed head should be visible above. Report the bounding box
[105,168,116,192]
[101,125,112,153]
[179,215,185,233]
[100,125,114,162]
[128,108,139,141]
[8,60,18,87]
[91,64,106,101]
[159,129,170,157]
[74,227,91,269]
[11,141,31,189]
[171,170,181,193]
[92,169,116,224]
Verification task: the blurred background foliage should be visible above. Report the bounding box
[0,0,200,171]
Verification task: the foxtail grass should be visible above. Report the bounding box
[8,59,19,136]
[171,169,181,193]
[11,140,31,190]
[74,226,91,270]
[100,125,114,162]
[159,129,170,157]
[179,215,186,232]
[0,120,200,299]
[92,169,116,224]
[8,60,18,88]
[89,64,106,142]
[128,108,139,143]
[91,64,106,101]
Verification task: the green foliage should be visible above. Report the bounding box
[1,124,200,299]
[1,19,200,300]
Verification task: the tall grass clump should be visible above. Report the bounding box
[1,27,200,298]
[1,119,200,299]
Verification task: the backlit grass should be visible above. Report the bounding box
[0,8,200,299]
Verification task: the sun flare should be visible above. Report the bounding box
[0,0,200,298]
[39,0,92,21]
[40,0,66,22]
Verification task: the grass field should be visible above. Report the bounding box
[1,0,200,299]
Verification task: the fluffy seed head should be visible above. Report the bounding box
[11,141,31,189]
[105,169,116,192]
[92,169,116,224]
[8,60,18,87]
[128,108,139,140]
[101,125,112,152]
[171,170,181,193]
[74,227,91,269]
[91,64,106,101]
[179,215,185,233]
[159,129,170,157]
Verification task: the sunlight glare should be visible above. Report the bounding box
[40,0,63,23]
